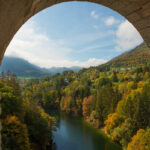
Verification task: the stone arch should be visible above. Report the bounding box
[0,0,150,64]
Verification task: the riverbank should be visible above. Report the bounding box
[85,117,105,132]
[83,116,123,150]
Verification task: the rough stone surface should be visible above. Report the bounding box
[0,0,150,64]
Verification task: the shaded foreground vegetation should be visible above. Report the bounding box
[0,73,54,150]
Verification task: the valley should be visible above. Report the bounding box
[1,43,150,150]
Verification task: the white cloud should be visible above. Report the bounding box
[105,16,120,26]
[5,21,74,68]
[52,58,107,68]
[115,20,143,52]
[5,20,107,68]
[91,11,99,19]
[80,58,107,67]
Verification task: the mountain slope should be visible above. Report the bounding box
[97,43,150,71]
[42,66,82,75]
[0,57,82,77]
[0,57,48,77]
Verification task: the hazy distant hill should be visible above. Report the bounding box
[97,43,150,71]
[0,57,48,77]
[42,66,82,75]
[0,56,82,77]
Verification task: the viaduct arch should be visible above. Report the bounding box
[0,0,150,64]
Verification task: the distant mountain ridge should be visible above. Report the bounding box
[41,66,81,75]
[0,56,82,77]
[1,43,149,77]
[0,57,48,77]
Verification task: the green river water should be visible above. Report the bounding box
[51,112,122,150]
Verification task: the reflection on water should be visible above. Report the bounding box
[51,113,122,150]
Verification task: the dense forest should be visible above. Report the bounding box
[0,72,54,150]
[0,43,150,150]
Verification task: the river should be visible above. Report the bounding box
[51,112,122,150]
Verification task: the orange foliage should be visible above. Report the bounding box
[127,128,150,150]
[82,96,93,117]
[138,81,144,88]
[104,113,123,137]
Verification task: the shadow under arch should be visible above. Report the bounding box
[0,0,149,64]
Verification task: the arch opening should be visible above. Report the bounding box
[0,0,150,64]
[3,1,144,69]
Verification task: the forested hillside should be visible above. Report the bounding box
[97,43,150,71]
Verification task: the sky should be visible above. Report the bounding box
[5,2,143,68]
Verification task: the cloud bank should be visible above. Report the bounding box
[5,21,107,68]
[115,20,143,52]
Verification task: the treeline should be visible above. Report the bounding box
[0,71,54,150]
[23,65,150,150]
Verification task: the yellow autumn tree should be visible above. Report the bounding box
[104,113,124,137]
[127,128,150,150]
[2,116,30,150]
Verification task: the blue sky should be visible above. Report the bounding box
[5,2,143,68]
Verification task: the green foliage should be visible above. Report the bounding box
[23,102,52,150]
[110,72,118,82]
[0,73,53,150]
[0,81,23,120]
[95,83,120,125]
[96,77,112,88]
